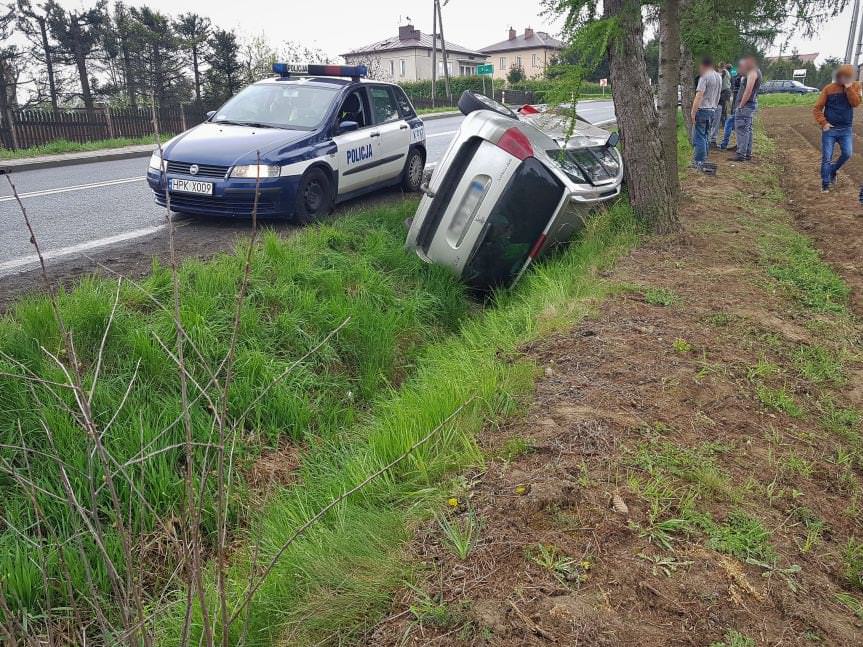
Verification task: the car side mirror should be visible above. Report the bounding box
[606,132,620,148]
[206,110,217,120]
[338,120,360,134]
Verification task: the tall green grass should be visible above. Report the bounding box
[163,201,639,645]
[0,201,469,621]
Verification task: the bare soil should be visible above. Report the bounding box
[762,106,863,311]
[366,112,863,646]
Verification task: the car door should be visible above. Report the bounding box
[332,88,381,194]
[368,85,411,181]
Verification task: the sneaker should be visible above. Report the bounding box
[727,145,737,152]
[830,172,838,186]
[729,154,747,162]
[822,184,830,193]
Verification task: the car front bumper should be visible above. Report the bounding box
[147,169,303,218]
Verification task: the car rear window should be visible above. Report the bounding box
[462,158,565,290]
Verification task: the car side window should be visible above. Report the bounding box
[370,87,400,124]
[393,87,415,119]
[336,90,369,128]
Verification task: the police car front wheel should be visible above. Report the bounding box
[402,149,425,193]
[294,168,333,225]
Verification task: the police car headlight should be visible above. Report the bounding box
[148,150,162,171]
[229,164,281,178]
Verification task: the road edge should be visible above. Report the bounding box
[2,146,156,173]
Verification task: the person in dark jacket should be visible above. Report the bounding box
[813,64,862,192]
[720,63,743,150]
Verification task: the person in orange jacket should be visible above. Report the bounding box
[813,64,861,192]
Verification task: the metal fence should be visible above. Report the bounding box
[406,89,538,110]
[0,104,211,151]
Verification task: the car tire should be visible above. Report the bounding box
[458,90,518,119]
[401,148,425,192]
[294,168,333,225]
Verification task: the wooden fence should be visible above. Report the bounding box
[0,104,211,151]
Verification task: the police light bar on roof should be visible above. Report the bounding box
[272,63,368,79]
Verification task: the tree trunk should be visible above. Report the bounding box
[192,45,201,105]
[37,17,59,111]
[657,0,681,204]
[75,51,93,108]
[121,38,136,107]
[679,42,695,143]
[605,0,679,233]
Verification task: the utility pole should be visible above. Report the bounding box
[847,0,861,65]
[437,0,453,105]
[431,0,437,108]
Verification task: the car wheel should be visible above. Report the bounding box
[401,148,425,192]
[294,168,333,225]
[458,90,519,119]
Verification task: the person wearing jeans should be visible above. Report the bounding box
[730,56,761,162]
[690,56,722,169]
[693,108,716,166]
[813,64,861,192]
[720,111,735,148]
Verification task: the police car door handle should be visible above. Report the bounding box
[399,124,409,130]
[370,132,381,138]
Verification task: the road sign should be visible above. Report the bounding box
[477,64,494,75]
[599,78,608,87]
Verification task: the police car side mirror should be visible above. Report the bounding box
[206,110,217,121]
[338,120,360,134]
[606,132,620,148]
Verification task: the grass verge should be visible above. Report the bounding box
[0,201,469,622]
[0,134,168,160]
[164,201,639,645]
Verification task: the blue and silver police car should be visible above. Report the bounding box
[147,64,427,223]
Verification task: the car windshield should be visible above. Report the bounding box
[213,83,339,130]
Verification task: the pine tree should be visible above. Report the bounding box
[204,29,242,105]
[17,0,61,110]
[130,7,190,107]
[45,0,107,109]
[175,13,210,106]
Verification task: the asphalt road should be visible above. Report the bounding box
[0,100,615,284]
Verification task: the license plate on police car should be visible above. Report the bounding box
[169,179,213,195]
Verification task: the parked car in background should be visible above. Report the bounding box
[405,91,623,291]
[759,79,818,95]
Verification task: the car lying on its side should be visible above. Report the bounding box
[405,91,623,291]
[147,64,426,223]
[759,79,818,95]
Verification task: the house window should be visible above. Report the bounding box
[438,61,453,75]
[389,60,394,76]
[500,57,506,69]
[533,53,539,67]
[400,59,406,76]
[515,56,522,68]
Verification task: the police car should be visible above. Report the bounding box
[147,64,427,223]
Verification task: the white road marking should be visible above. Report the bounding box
[0,223,166,276]
[0,176,146,203]
[426,130,458,139]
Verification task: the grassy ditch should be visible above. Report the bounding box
[0,135,169,160]
[0,201,470,627]
[162,201,639,645]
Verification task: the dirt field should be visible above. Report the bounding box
[364,116,863,646]
[762,106,863,311]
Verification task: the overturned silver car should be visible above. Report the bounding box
[405,91,623,291]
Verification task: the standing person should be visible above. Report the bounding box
[813,64,861,192]
[730,56,762,162]
[690,56,722,170]
[711,63,732,146]
[720,63,743,150]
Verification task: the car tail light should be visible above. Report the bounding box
[496,127,533,160]
[519,104,540,114]
[528,233,547,259]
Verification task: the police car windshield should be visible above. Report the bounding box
[212,83,339,130]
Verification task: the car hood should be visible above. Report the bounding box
[162,122,309,165]
[520,113,613,148]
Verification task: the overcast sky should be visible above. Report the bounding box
[50,0,855,65]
